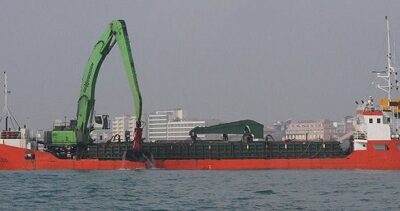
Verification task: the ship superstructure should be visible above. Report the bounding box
[0,72,33,150]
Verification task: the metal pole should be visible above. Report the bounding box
[386,16,392,99]
[4,72,7,112]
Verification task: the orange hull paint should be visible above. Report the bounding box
[154,140,400,170]
[1,140,400,170]
[0,144,145,170]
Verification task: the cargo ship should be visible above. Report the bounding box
[4,97,399,170]
[2,17,400,170]
[2,96,400,170]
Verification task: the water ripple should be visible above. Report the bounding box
[0,170,399,210]
[254,190,276,195]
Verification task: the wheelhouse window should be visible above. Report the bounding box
[369,118,373,124]
[377,118,381,124]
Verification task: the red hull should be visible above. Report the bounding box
[1,140,400,170]
[0,144,145,170]
[154,140,400,170]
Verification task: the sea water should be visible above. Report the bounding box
[0,170,399,210]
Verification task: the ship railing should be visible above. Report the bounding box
[353,131,367,140]
[0,131,22,139]
[391,133,400,139]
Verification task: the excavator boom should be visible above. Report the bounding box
[52,20,143,150]
[76,20,142,137]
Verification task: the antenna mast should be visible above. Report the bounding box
[3,72,9,114]
[0,71,20,131]
[374,16,399,99]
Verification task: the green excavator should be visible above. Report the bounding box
[50,20,143,153]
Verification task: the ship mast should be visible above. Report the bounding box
[374,16,399,99]
[0,71,19,131]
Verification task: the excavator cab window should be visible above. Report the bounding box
[93,114,110,130]
[95,115,103,125]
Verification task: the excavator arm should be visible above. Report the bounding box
[76,20,142,136]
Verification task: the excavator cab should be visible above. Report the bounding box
[93,114,110,130]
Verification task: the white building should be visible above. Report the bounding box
[285,119,336,141]
[111,115,136,141]
[332,116,354,136]
[146,109,206,142]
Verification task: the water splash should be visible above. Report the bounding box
[142,153,155,169]
[118,151,128,170]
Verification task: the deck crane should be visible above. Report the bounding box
[51,20,143,153]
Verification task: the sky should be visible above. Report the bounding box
[1,0,400,130]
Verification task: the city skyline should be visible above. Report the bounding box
[109,107,354,142]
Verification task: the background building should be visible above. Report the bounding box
[284,119,336,141]
[111,115,136,141]
[264,120,292,141]
[332,116,354,136]
[111,109,207,142]
[332,116,354,142]
[146,109,206,142]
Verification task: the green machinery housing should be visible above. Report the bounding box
[189,120,264,141]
